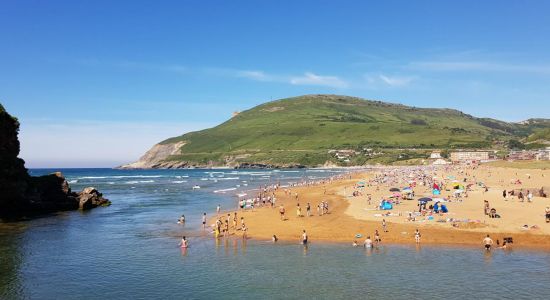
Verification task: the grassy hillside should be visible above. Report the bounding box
[143,95,549,167]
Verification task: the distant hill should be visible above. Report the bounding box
[122,95,550,168]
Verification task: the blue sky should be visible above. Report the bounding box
[1,0,550,167]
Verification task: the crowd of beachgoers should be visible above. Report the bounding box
[177,164,550,251]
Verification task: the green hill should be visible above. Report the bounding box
[123,95,550,168]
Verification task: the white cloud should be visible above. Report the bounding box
[379,75,415,86]
[235,70,273,81]
[362,74,416,88]
[290,72,349,88]
[408,61,550,74]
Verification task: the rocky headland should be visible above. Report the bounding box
[0,104,110,218]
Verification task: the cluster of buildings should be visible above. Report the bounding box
[428,150,496,164]
[328,149,358,163]
[507,147,550,161]
[328,148,385,163]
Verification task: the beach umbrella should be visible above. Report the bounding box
[390,188,400,192]
[418,197,432,202]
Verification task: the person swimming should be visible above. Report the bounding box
[178,214,185,224]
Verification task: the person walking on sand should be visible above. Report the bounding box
[306,202,311,217]
[483,200,490,215]
[483,234,494,251]
[296,203,302,217]
[382,219,388,232]
[374,230,381,245]
[279,204,286,220]
[415,229,421,244]
[233,212,238,229]
[241,223,247,239]
[202,212,207,229]
[545,206,550,223]
[301,230,308,245]
[502,190,507,201]
[527,190,533,203]
[518,191,525,202]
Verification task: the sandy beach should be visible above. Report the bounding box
[215,164,550,250]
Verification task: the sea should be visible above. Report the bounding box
[1,168,549,299]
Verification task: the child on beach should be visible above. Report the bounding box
[382,219,388,232]
[374,230,381,245]
[483,234,494,251]
[415,229,421,243]
[279,205,285,220]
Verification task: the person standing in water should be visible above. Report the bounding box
[179,236,188,248]
[202,212,207,229]
[364,236,373,248]
[302,230,308,245]
[216,204,221,215]
[483,234,494,251]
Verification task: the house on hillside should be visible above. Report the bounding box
[429,151,442,159]
[328,149,359,160]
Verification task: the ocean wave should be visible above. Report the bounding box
[68,180,78,184]
[214,188,237,193]
[172,180,187,183]
[125,180,155,184]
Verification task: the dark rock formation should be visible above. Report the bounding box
[0,104,110,218]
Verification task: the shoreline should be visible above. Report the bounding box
[208,165,550,251]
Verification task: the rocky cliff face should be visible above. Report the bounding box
[119,141,188,169]
[0,104,110,218]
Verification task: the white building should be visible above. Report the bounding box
[429,151,442,159]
